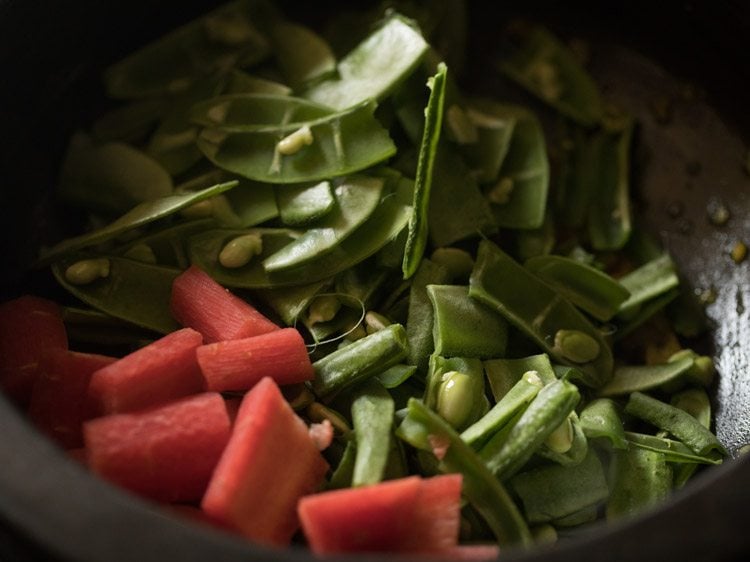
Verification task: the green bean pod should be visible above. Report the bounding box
[312,323,409,398]
[469,240,613,387]
[480,379,581,480]
[351,380,395,486]
[624,392,726,456]
[396,398,532,547]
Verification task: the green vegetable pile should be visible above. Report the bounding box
[40,0,725,551]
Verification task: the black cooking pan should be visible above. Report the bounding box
[1,0,750,560]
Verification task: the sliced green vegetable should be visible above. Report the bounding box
[396,398,532,547]
[403,62,448,278]
[222,69,292,96]
[479,379,580,480]
[190,93,332,130]
[624,392,726,456]
[312,323,409,398]
[587,117,634,251]
[509,448,609,524]
[197,100,397,184]
[624,432,723,465]
[52,255,180,334]
[597,354,694,397]
[91,99,166,143]
[406,259,451,372]
[276,180,335,226]
[303,14,429,110]
[376,364,417,389]
[470,101,549,230]
[499,26,603,126]
[525,255,630,322]
[425,356,488,431]
[606,447,672,521]
[264,176,384,272]
[188,184,411,288]
[269,21,336,88]
[469,240,613,387]
[103,0,269,99]
[461,370,544,449]
[579,398,627,449]
[428,284,508,359]
[58,133,174,215]
[537,412,588,467]
[427,146,497,247]
[40,180,238,264]
[484,354,557,401]
[351,379,395,486]
[461,103,516,183]
[617,254,680,318]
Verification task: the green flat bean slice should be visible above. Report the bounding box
[498,26,604,126]
[402,63,448,279]
[303,14,429,110]
[614,288,680,342]
[525,255,630,322]
[222,69,292,96]
[312,323,409,398]
[376,364,417,389]
[428,284,508,359]
[406,259,451,372]
[606,447,672,521]
[537,412,588,467]
[596,354,694,397]
[552,504,598,528]
[461,104,516,184]
[484,354,557,402]
[516,211,555,262]
[579,398,627,449]
[255,278,332,326]
[176,169,280,228]
[188,227,298,288]
[470,101,549,230]
[461,371,543,449]
[670,388,712,487]
[276,180,335,226]
[103,0,269,99]
[427,146,497,248]
[113,219,214,269]
[479,379,580,480]
[189,186,411,288]
[617,254,680,318]
[351,379,395,486]
[62,306,157,347]
[58,133,174,216]
[327,438,357,490]
[624,432,723,465]
[469,240,613,388]
[269,21,336,89]
[264,176,384,272]
[509,448,609,524]
[587,117,634,251]
[396,398,532,547]
[424,355,488,431]
[672,388,712,430]
[555,125,593,229]
[147,78,223,176]
[40,180,238,265]
[624,392,726,456]
[52,255,181,334]
[197,100,397,184]
[190,93,332,130]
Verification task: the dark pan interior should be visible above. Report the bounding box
[1,1,749,560]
